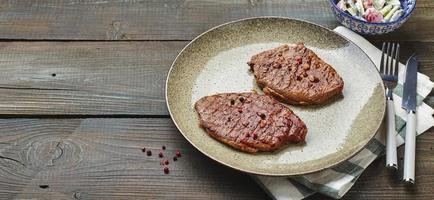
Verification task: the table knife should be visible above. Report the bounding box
[402,55,418,184]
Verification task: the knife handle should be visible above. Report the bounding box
[403,112,417,184]
[386,99,398,169]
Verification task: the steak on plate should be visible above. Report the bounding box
[194,92,307,153]
[248,43,344,105]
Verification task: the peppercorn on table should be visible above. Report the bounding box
[0,1,433,199]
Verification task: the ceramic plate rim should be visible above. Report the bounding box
[165,16,386,176]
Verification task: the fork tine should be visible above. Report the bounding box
[394,43,400,77]
[380,42,386,73]
[386,42,391,75]
[390,42,396,75]
[390,43,396,75]
[387,43,395,75]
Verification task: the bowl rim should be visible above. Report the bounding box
[329,0,416,25]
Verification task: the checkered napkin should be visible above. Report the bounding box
[253,26,434,199]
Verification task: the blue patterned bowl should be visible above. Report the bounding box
[329,0,416,35]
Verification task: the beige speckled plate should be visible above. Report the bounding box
[166,17,385,176]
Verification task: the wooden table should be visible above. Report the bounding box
[0,1,432,199]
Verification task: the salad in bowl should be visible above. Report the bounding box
[329,0,416,35]
[336,0,404,23]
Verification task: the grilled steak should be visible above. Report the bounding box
[248,43,344,105]
[194,92,307,153]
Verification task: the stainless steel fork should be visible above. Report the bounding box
[380,42,400,169]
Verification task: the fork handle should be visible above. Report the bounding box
[403,112,416,184]
[386,99,398,169]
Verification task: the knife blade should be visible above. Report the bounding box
[402,54,418,184]
[402,55,418,112]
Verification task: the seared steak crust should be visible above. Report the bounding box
[248,43,344,105]
[194,92,307,153]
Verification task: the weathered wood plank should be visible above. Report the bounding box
[0,41,188,115]
[0,118,432,199]
[308,133,434,200]
[0,118,269,199]
[0,41,433,115]
[0,0,432,42]
[343,139,434,200]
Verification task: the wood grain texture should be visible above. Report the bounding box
[0,0,432,42]
[0,41,432,115]
[0,118,268,199]
[0,41,187,115]
[0,0,432,199]
[308,133,434,200]
[0,118,432,199]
